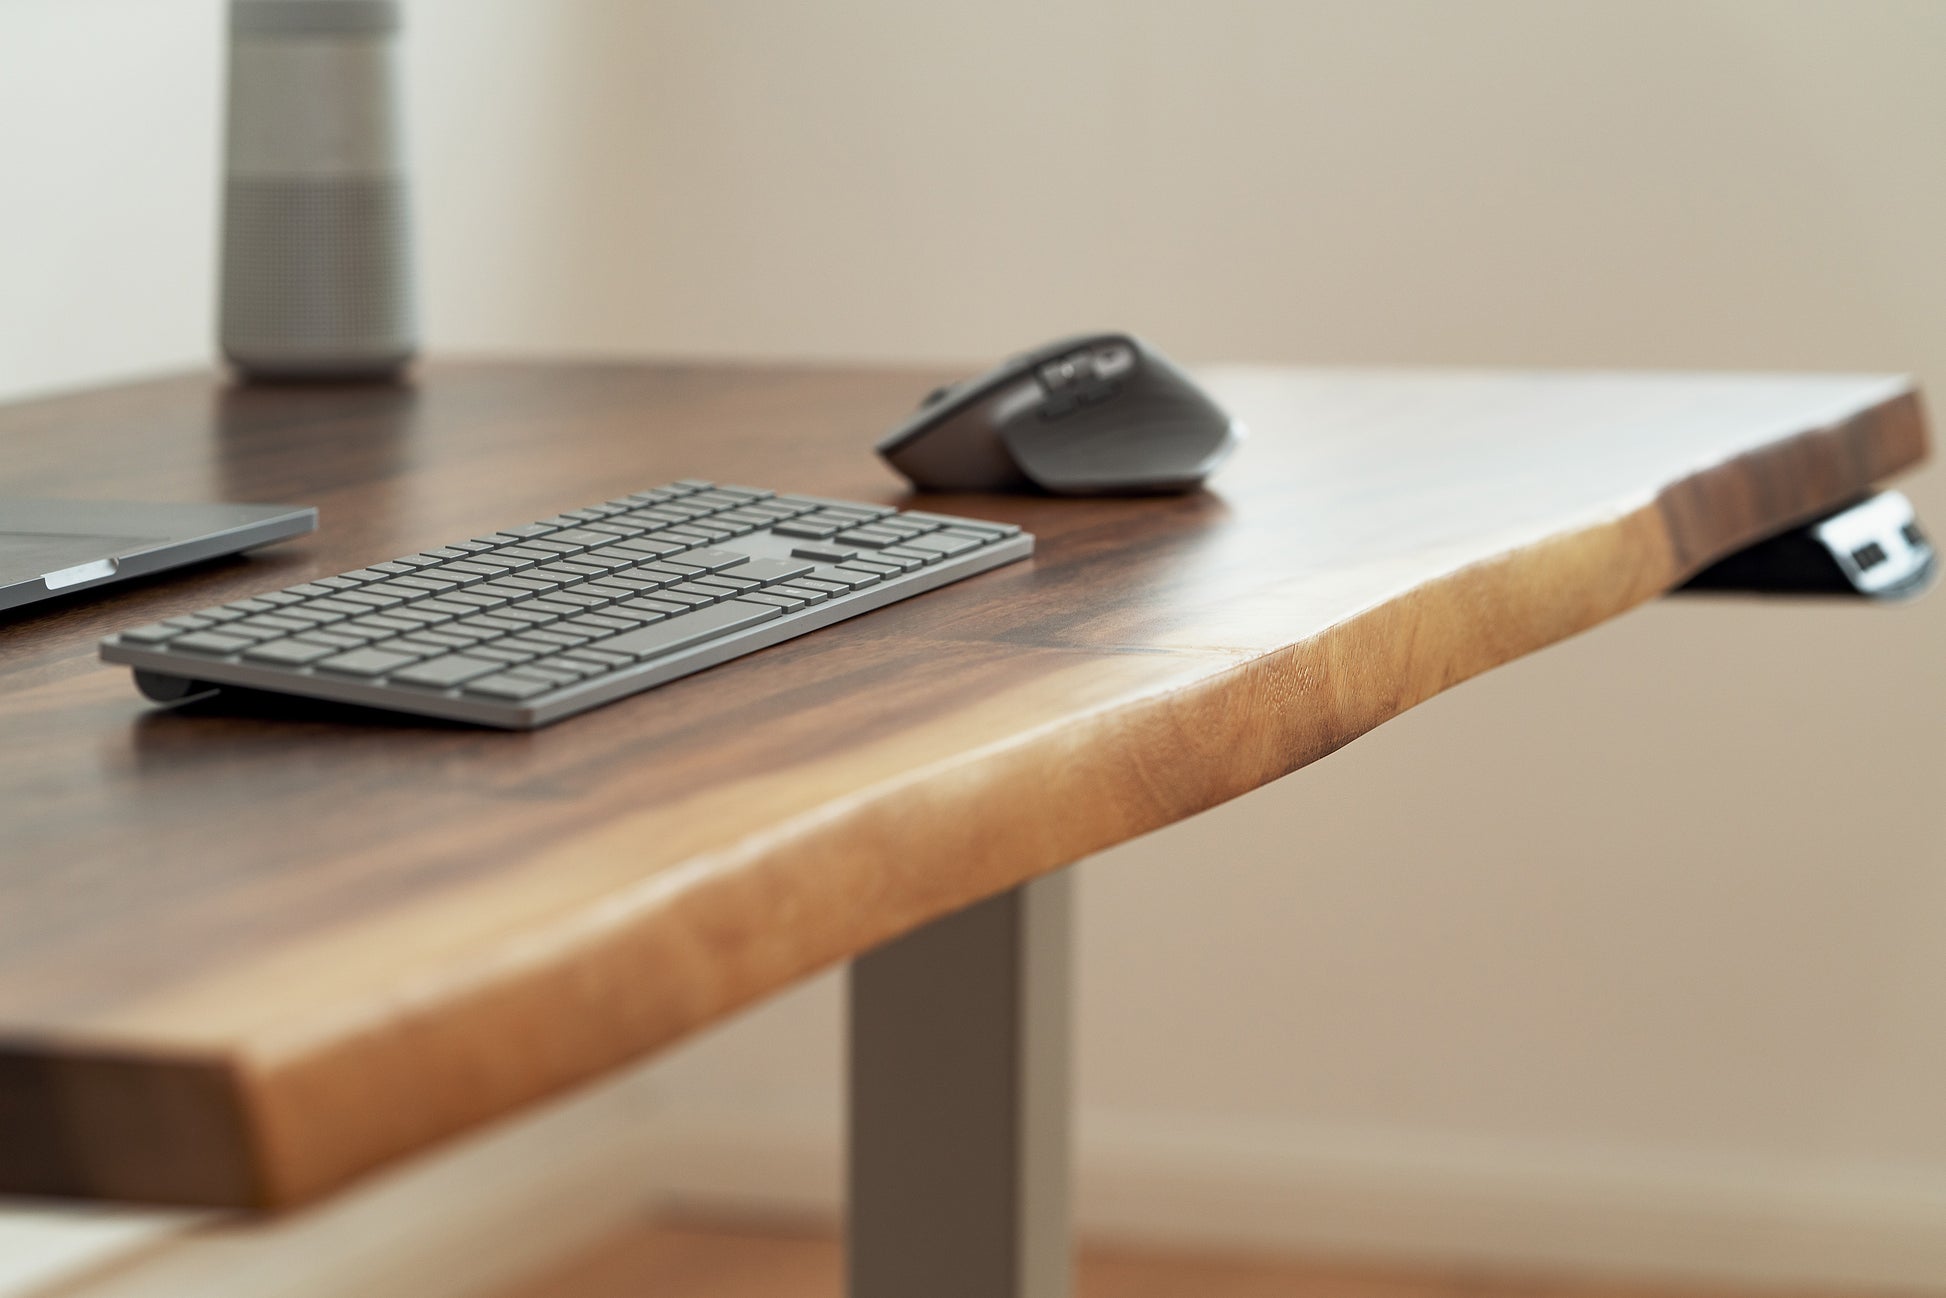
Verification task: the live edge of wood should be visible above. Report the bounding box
[0,361,1927,1209]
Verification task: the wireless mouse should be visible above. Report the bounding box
[875,333,1244,494]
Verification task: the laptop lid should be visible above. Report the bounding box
[0,499,317,613]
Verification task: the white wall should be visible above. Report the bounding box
[3,0,1945,1290]
[0,3,221,399]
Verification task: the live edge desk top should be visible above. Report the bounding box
[0,361,1926,1210]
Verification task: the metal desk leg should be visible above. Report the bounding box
[848,870,1074,1298]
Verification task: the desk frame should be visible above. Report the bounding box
[850,872,1075,1298]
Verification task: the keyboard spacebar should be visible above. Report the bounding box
[601,600,782,659]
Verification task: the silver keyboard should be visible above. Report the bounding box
[100,480,1033,728]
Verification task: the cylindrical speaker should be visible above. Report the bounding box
[220,0,416,380]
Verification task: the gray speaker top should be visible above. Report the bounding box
[232,1,400,37]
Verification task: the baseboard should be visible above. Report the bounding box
[18,1083,1946,1298]
[642,1105,1946,1293]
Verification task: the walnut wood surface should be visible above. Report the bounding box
[0,361,1925,1209]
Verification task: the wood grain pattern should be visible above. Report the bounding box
[0,361,1926,1209]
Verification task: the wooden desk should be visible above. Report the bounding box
[0,363,1927,1293]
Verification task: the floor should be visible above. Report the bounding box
[491,1218,1864,1298]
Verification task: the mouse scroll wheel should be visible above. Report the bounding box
[920,384,957,409]
[1037,358,1086,392]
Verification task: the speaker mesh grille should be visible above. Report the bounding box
[220,176,414,372]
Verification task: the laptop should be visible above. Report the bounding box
[0,499,316,614]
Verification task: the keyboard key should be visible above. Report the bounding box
[668,582,729,603]
[741,590,809,612]
[316,647,424,676]
[437,560,512,580]
[524,628,591,647]
[599,599,780,659]
[403,598,475,618]
[518,658,600,682]
[665,521,731,544]
[235,613,313,633]
[470,644,540,664]
[770,582,833,603]
[617,598,684,619]
[691,574,760,593]
[472,581,543,600]
[557,647,634,669]
[461,673,558,701]
[625,530,691,550]
[239,638,342,666]
[394,574,461,593]
[674,547,755,572]
[543,528,619,548]
[301,597,370,617]
[856,550,924,573]
[808,565,878,589]
[295,629,372,648]
[404,630,477,648]
[489,545,556,564]
[609,538,683,559]
[787,543,857,564]
[563,614,636,633]
[590,575,664,597]
[382,606,456,627]
[344,614,420,635]
[897,533,983,557]
[636,560,706,579]
[835,528,903,548]
[881,545,944,565]
[715,509,779,527]
[899,511,1021,535]
[777,494,895,517]
[270,607,344,626]
[208,623,289,643]
[444,589,511,609]
[774,520,840,539]
[582,520,649,538]
[725,556,816,583]
[453,614,525,634]
[389,655,504,689]
[168,631,254,655]
[533,562,604,580]
[494,575,560,595]
[493,605,561,626]
[647,588,712,607]
[336,589,405,609]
